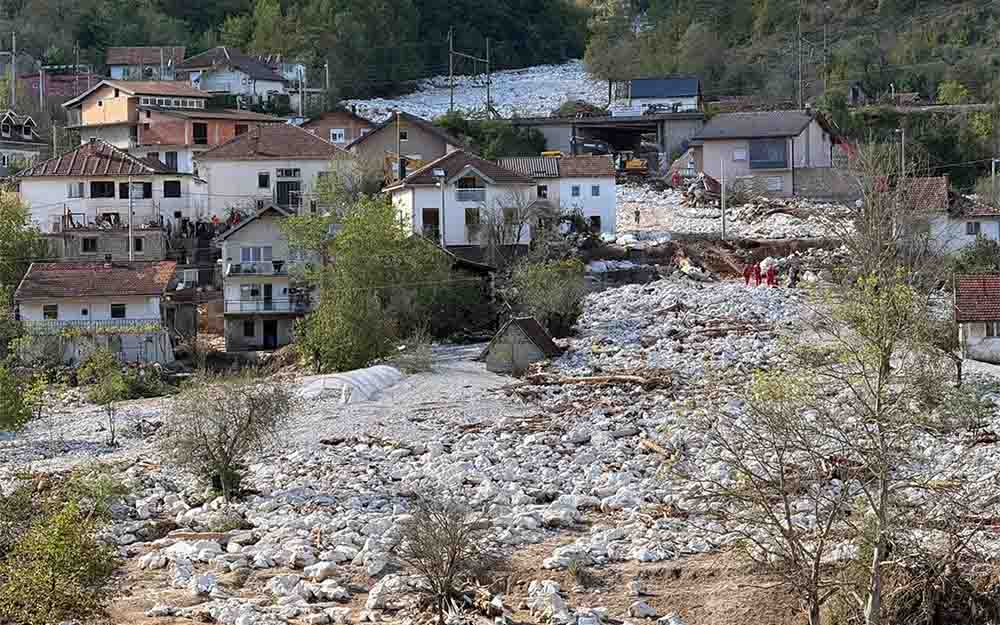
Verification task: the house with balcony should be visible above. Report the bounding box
[17,138,208,233]
[386,150,540,257]
[348,111,463,182]
[176,47,288,106]
[13,259,177,364]
[217,204,313,351]
[105,46,186,81]
[62,79,284,175]
[0,110,45,174]
[197,123,351,216]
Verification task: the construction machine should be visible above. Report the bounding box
[616,151,649,177]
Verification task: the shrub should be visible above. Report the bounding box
[0,502,117,625]
[510,258,586,337]
[78,349,128,446]
[0,361,29,431]
[161,375,292,501]
[391,327,434,373]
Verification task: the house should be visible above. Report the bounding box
[216,204,312,351]
[691,110,836,196]
[923,176,1000,253]
[196,123,351,215]
[496,155,617,234]
[13,260,177,364]
[17,138,208,233]
[0,111,45,173]
[62,79,284,174]
[44,226,167,262]
[105,47,186,81]
[176,47,287,105]
[613,77,702,116]
[385,150,536,253]
[955,274,1000,364]
[348,111,463,181]
[19,69,104,100]
[301,110,374,147]
[480,316,561,374]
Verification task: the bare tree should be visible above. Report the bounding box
[395,495,504,625]
[161,374,293,501]
[478,190,547,267]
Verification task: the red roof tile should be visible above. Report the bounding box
[19,139,171,177]
[198,124,348,160]
[105,47,186,67]
[557,155,616,178]
[902,176,949,213]
[396,150,532,186]
[15,261,177,300]
[955,274,1000,321]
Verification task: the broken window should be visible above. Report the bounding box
[134,237,144,253]
[258,172,270,189]
[749,139,788,169]
[193,122,208,145]
[422,208,441,240]
[165,151,178,170]
[967,221,982,236]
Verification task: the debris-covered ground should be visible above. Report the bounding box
[346,60,605,122]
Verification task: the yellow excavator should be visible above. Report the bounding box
[616,151,648,177]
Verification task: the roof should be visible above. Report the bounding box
[902,176,949,213]
[557,155,616,178]
[301,110,373,130]
[198,123,348,160]
[630,77,701,99]
[19,139,172,177]
[693,111,816,140]
[178,47,286,83]
[347,111,463,151]
[480,316,562,360]
[63,79,209,107]
[140,106,284,122]
[217,204,294,241]
[950,191,1000,217]
[0,110,35,126]
[497,157,560,178]
[15,261,177,300]
[105,46,186,67]
[955,274,1000,322]
[391,150,532,187]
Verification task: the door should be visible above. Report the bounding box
[263,284,273,311]
[422,208,440,240]
[276,181,301,209]
[262,320,279,349]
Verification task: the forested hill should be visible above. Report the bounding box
[584,0,1000,105]
[0,0,588,98]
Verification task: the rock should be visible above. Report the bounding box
[190,574,217,597]
[305,561,339,581]
[365,574,408,610]
[139,551,168,570]
[656,614,685,625]
[146,604,176,617]
[528,580,572,624]
[269,574,304,598]
[305,613,331,625]
[326,607,353,624]
[626,581,643,597]
[542,503,579,528]
[628,602,657,619]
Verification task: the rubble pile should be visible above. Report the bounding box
[346,60,605,122]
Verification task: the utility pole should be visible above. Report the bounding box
[485,38,491,118]
[51,125,56,155]
[38,63,43,111]
[324,61,330,107]
[449,37,490,116]
[797,1,803,109]
[823,22,828,92]
[448,28,454,112]
[10,32,15,109]
[128,175,134,261]
[396,110,403,180]
[992,157,997,205]
[720,157,727,241]
[74,43,79,96]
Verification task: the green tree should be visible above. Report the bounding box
[78,349,128,446]
[510,259,586,337]
[220,14,253,48]
[0,362,29,431]
[936,80,971,104]
[0,192,46,292]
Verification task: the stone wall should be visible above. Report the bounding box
[792,167,859,201]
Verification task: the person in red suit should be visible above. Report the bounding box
[766,263,777,287]
[753,263,762,287]
[743,263,753,286]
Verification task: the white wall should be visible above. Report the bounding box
[131,146,197,174]
[962,322,1000,364]
[19,295,161,321]
[930,215,1000,254]
[557,176,616,234]
[408,183,534,247]
[77,124,134,148]
[197,157,343,217]
[198,69,286,97]
[612,96,699,116]
[19,176,208,232]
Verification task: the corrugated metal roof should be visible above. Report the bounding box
[631,77,700,99]
[496,157,560,178]
[693,111,815,140]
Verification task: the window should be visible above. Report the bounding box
[42,305,57,320]
[90,181,115,198]
[330,128,346,143]
[163,180,181,198]
[139,182,152,199]
[1,124,9,137]
[733,148,747,161]
[967,221,982,236]
[22,126,31,138]
[240,283,262,299]
[571,185,581,198]
[277,168,300,178]
[110,304,126,319]
[465,207,480,227]
[766,176,783,192]
[82,237,98,253]
[987,322,1000,338]
[165,151,178,170]
[0,155,6,167]
[81,308,88,316]
[240,246,272,262]
[193,122,208,145]
[399,130,408,141]
[235,124,248,136]
[134,237,144,253]
[141,97,151,105]
[243,320,255,338]
[591,185,601,197]
[537,184,548,199]
[589,216,602,233]
[148,151,159,163]
[97,100,103,107]
[258,172,270,189]
[749,139,788,169]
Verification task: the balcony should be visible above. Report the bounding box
[21,318,164,336]
[225,261,288,276]
[455,189,486,203]
[224,298,309,314]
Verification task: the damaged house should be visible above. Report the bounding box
[955,274,1000,364]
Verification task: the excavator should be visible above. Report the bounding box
[615,151,648,177]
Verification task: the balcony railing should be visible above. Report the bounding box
[224,298,309,314]
[455,189,486,203]
[225,261,288,276]
[21,319,164,336]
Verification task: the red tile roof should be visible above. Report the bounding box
[19,139,171,177]
[15,261,177,300]
[198,123,348,160]
[557,155,616,177]
[902,176,949,213]
[347,111,463,151]
[955,274,1000,322]
[395,150,533,187]
[105,47,186,67]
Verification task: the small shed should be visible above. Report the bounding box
[480,316,561,374]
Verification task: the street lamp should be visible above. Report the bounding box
[433,168,446,246]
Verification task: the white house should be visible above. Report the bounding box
[956,274,1000,364]
[196,123,351,216]
[922,176,1000,254]
[385,150,537,252]
[0,110,45,172]
[612,77,702,116]
[176,47,287,103]
[217,204,312,351]
[105,46,186,81]
[13,260,177,364]
[17,139,208,233]
[497,155,617,234]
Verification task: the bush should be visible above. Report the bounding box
[0,362,29,431]
[0,502,117,625]
[510,259,586,337]
[161,375,292,501]
[953,235,1000,273]
[391,327,434,373]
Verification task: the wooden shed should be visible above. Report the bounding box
[480,316,561,374]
